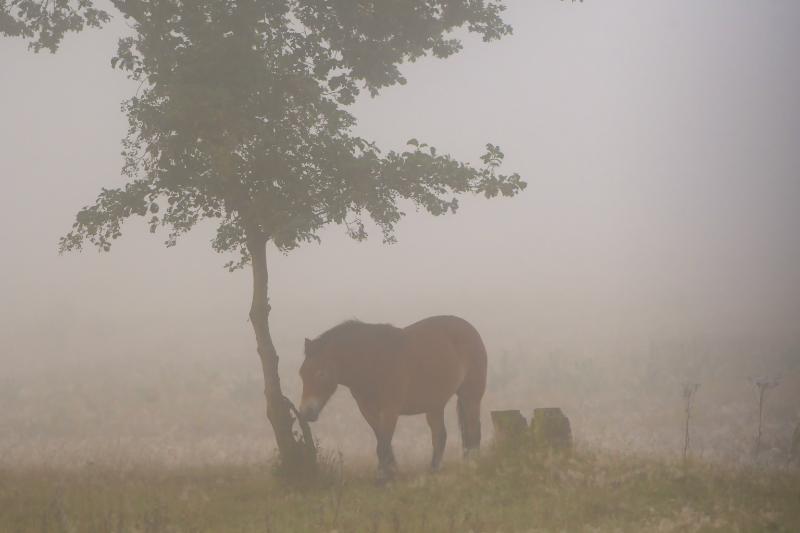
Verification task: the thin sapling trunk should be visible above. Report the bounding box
[246,226,316,477]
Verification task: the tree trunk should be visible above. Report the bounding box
[246,226,316,478]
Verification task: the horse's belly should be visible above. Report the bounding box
[399,387,458,414]
[400,398,449,416]
[398,361,467,415]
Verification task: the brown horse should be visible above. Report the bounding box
[298,315,487,481]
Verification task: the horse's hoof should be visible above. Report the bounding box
[463,448,480,462]
[375,468,395,486]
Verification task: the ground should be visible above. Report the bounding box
[1,446,797,532]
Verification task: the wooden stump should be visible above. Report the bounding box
[530,407,572,450]
[491,410,528,447]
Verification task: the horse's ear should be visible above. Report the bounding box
[304,337,312,356]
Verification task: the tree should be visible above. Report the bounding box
[3,0,526,476]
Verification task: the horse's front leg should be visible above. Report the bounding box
[353,394,399,484]
[375,410,399,484]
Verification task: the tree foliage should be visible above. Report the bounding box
[0,0,110,52]
[8,1,525,264]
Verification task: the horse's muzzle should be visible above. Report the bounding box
[298,399,321,422]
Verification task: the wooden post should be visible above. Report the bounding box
[530,408,572,450]
[491,410,528,447]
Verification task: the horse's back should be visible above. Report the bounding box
[403,315,476,336]
[403,315,486,363]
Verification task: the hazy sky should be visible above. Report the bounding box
[2,0,799,375]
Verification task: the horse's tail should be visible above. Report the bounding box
[448,316,486,455]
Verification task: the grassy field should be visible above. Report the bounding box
[1,447,797,533]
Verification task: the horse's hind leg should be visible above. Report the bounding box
[426,408,447,472]
[457,393,482,458]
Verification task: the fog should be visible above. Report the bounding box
[1,0,799,468]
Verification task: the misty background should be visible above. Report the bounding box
[1,0,799,467]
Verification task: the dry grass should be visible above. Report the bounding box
[1,447,798,532]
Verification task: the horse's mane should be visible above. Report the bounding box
[308,319,403,357]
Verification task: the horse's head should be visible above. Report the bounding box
[298,337,339,422]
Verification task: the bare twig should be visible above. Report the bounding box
[682,382,701,462]
[752,377,780,457]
